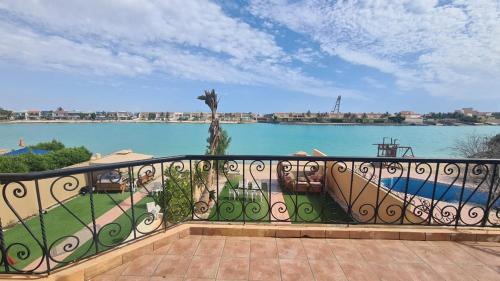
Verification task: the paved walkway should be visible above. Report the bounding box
[25,187,150,271]
[90,235,500,281]
[269,179,292,223]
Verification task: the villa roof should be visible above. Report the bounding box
[89,150,153,165]
[2,147,49,156]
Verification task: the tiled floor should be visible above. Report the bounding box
[90,235,500,281]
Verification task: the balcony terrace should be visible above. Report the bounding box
[0,153,499,280]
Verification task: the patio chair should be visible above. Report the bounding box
[146,202,162,220]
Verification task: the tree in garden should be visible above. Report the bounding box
[196,89,231,208]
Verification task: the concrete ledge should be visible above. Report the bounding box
[0,223,498,281]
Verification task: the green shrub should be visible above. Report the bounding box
[0,157,29,173]
[30,139,65,151]
[0,143,92,173]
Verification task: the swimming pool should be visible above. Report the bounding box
[381,177,499,208]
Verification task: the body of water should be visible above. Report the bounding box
[0,123,499,157]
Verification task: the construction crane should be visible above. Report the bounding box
[332,95,341,114]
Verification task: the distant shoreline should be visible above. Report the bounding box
[0,119,497,126]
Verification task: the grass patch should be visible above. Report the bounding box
[2,192,130,271]
[282,192,350,223]
[61,196,155,267]
[209,181,270,222]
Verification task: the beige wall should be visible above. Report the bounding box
[1,172,89,226]
[312,149,424,224]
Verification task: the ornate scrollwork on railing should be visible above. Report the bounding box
[401,162,432,225]
[328,161,349,208]
[272,160,294,222]
[245,160,269,221]
[374,162,406,224]
[295,161,322,222]
[1,181,46,273]
[162,161,192,224]
[93,169,133,249]
[218,160,243,221]
[192,160,216,219]
[0,155,499,275]
[458,164,490,226]
[47,176,96,265]
[429,163,461,225]
[348,161,377,223]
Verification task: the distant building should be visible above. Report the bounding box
[27,110,41,120]
[41,110,54,120]
[400,111,423,124]
[53,108,67,119]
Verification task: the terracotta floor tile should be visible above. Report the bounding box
[222,239,250,257]
[460,265,500,281]
[183,278,215,281]
[250,239,277,258]
[116,276,150,281]
[249,258,280,281]
[121,255,163,276]
[89,275,118,281]
[149,277,183,281]
[309,258,347,281]
[428,263,478,281]
[195,239,225,256]
[153,255,192,277]
[402,262,444,281]
[327,239,365,264]
[101,262,130,276]
[366,262,411,281]
[186,256,220,279]
[338,261,378,281]
[408,246,455,265]
[279,258,314,281]
[277,238,306,259]
[216,257,249,280]
[301,239,332,260]
[457,243,500,266]
[201,235,226,240]
[167,238,200,256]
[153,243,172,255]
[352,240,392,263]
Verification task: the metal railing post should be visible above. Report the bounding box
[189,160,194,221]
[428,163,440,225]
[34,179,51,274]
[456,163,469,228]
[88,171,99,255]
[482,163,498,227]
[127,166,137,239]
[347,161,355,224]
[0,219,9,273]
[160,162,167,231]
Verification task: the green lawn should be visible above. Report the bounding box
[208,181,349,223]
[209,183,270,222]
[282,192,350,223]
[2,192,130,271]
[61,196,155,267]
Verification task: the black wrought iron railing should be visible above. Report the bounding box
[0,155,499,274]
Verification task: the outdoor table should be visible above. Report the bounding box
[229,181,263,202]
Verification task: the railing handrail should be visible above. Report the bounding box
[1,154,499,181]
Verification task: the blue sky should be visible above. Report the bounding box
[0,0,499,113]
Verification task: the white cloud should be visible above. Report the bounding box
[0,0,360,99]
[249,0,500,100]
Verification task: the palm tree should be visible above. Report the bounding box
[198,89,220,156]
[196,89,231,211]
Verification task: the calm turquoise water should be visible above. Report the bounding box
[0,123,499,157]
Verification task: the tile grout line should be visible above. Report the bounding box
[182,236,201,280]
[401,239,450,280]
[214,237,227,280]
